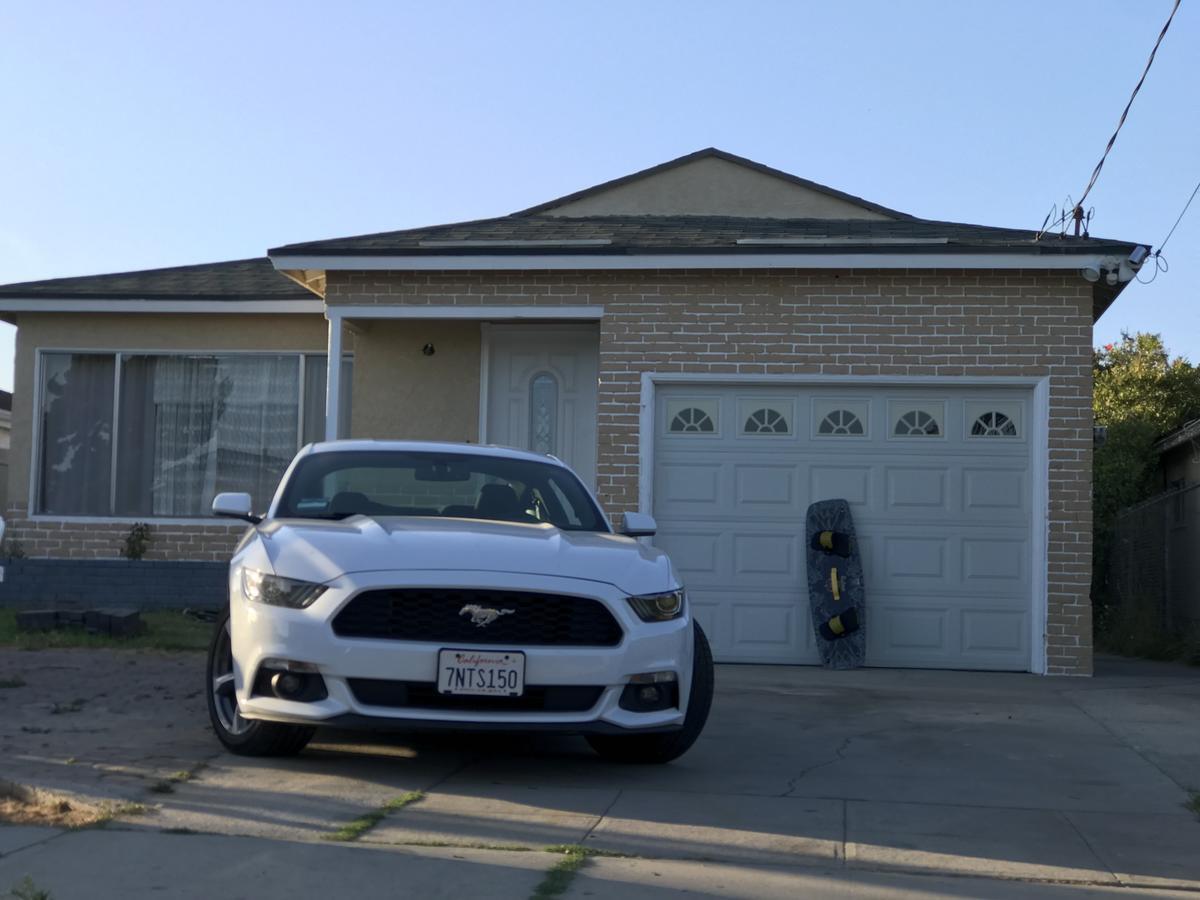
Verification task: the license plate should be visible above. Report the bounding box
[437,649,525,697]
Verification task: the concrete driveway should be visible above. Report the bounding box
[1,649,1198,898]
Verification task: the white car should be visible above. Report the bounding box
[207,441,713,763]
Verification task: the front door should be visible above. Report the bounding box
[484,325,599,487]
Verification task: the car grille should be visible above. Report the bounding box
[347,679,605,713]
[332,588,624,647]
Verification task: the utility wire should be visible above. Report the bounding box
[1157,178,1200,254]
[1074,0,1182,213]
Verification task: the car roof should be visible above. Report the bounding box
[301,439,567,467]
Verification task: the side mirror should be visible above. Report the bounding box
[212,492,261,525]
[621,512,657,538]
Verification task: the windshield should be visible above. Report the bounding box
[274,450,608,532]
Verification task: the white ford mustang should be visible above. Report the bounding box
[208,440,714,763]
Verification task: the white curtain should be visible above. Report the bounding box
[117,355,299,516]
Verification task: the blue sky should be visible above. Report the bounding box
[1,1,1196,392]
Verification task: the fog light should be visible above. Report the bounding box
[252,660,328,702]
[637,685,662,704]
[270,672,303,698]
[619,678,679,713]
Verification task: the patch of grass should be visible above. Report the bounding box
[543,844,631,859]
[91,802,149,829]
[532,846,591,899]
[0,675,26,689]
[10,876,53,900]
[1185,789,1200,820]
[396,839,534,851]
[322,791,424,842]
[0,609,212,652]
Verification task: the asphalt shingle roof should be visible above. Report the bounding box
[268,214,1139,258]
[0,258,313,300]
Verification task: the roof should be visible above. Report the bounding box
[269,213,1139,259]
[1155,419,1200,456]
[0,258,314,301]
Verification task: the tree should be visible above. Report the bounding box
[1092,332,1200,601]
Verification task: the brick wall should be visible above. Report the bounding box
[325,268,1095,675]
[4,267,1096,673]
[1,512,247,562]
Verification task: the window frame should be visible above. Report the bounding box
[30,347,352,521]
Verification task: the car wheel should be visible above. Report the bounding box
[586,620,714,764]
[206,607,314,757]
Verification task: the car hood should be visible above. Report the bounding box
[257,516,675,595]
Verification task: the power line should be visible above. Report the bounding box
[1037,0,1185,239]
[1074,0,1182,214]
[1157,178,1200,253]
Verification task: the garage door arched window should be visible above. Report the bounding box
[971,411,1018,437]
[894,409,941,436]
[817,409,864,436]
[744,407,789,434]
[670,407,716,433]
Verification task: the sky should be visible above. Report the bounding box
[0,1,1196,393]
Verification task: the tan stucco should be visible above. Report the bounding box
[8,312,333,514]
[540,155,893,220]
[349,320,480,442]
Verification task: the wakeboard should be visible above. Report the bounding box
[805,499,866,669]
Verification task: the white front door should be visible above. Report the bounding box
[484,325,599,487]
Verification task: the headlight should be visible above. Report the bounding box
[627,589,686,622]
[242,568,326,609]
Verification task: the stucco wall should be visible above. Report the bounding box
[349,320,480,442]
[4,313,333,560]
[541,155,893,220]
[324,268,1095,676]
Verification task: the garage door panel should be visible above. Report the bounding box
[657,462,722,506]
[809,464,871,508]
[870,605,950,655]
[733,464,802,510]
[883,535,949,581]
[964,467,1028,521]
[732,533,799,577]
[687,588,816,663]
[961,608,1029,655]
[963,537,1028,585]
[653,384,1035,671]
[653,528,723,579]
[885,465,951,512]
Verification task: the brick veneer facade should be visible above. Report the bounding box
[3,267,1095,673]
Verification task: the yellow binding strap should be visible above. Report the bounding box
[828,615,845,635]
[830,567,841,601]
[819,531,834,550]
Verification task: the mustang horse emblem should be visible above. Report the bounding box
[459,604,516,627]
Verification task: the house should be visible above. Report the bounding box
[1156,418,1200,489]
[0,389,10,512]
[0,148,1148,675]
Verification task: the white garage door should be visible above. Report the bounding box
[652,385,1034,671]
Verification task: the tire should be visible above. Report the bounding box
[206,607,315,757]
[586,620,714,764]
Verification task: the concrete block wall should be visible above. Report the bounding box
[0,559,227,610]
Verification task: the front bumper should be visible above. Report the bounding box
[229,568,693,733]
